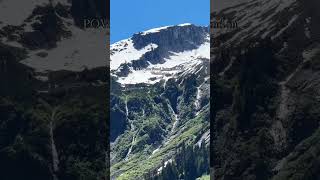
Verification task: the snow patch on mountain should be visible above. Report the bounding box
[178,23,192,27]
[110,39,158,70]
[140,23,192,35]
[21,27,107,72]
[116,38,209,85]
[141,26,171,35]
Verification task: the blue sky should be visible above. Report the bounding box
[111,0,210,43]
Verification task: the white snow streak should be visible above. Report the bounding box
[110,39,158,70]
[141,26,171,35]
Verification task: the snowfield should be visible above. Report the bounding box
[110,39,158,70]
[112,31,209,85]
[21,27,107,72]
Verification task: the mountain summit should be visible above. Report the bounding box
[111,24,209,85]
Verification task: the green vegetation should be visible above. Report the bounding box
[197,175,210,180]
[110,81,210,179]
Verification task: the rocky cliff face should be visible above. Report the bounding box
[211,0,320,179]
[111,24,209,84]
[125,25,208,70]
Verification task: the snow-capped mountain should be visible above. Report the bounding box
[0,0,107,73]
[110,24,209,85]
[110,24,210,179]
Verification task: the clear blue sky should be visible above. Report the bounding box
[111,0,210,43]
